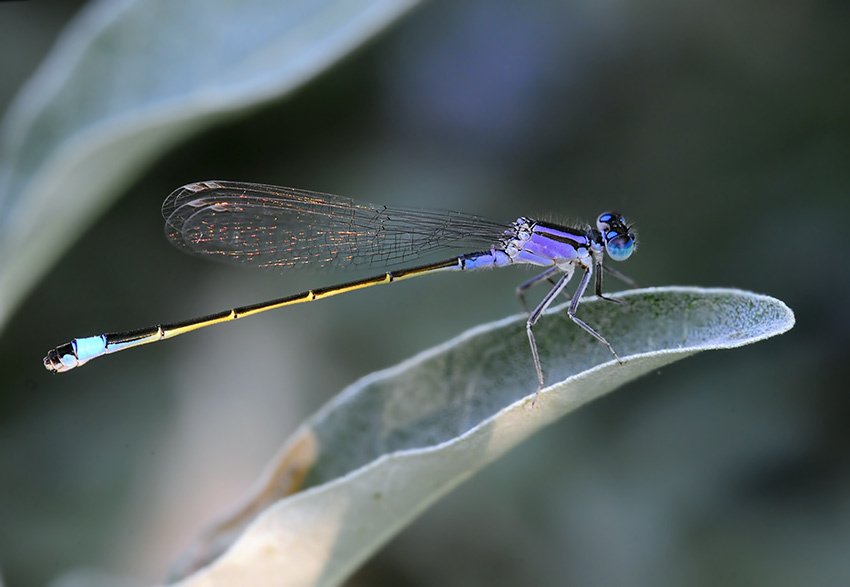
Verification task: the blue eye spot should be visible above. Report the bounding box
[605,235,635,261]
[596,213,613,231]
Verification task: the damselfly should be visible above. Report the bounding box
[44,181,637,387]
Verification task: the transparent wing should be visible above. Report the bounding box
[162,181,510,271]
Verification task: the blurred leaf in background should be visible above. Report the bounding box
[1,0,848,586]
[0,0,419,330]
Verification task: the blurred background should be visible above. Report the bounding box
[1,0,848,585]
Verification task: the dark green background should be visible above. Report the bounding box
[1,1,848,585]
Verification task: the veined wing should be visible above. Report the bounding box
[162,181,511,271]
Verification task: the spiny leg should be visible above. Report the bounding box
[525,261,638,312]
[516,266,559,313]
[516,266,577,314]
[595,262,626,305]
[572,266,622,362]
[603,263,638,287]
[526,268,574,389]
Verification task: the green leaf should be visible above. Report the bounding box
[168,286,794,587]
[0,0,419,329]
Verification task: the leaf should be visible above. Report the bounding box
[167,286,794,587]
[0,0,420,329]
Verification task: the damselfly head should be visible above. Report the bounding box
[596,212,636,262]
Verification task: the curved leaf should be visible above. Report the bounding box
[169,286,794,586]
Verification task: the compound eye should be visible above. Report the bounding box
[596,212,615,231]
[605,233,635,261]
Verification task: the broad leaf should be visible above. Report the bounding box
[169,286,794,587]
